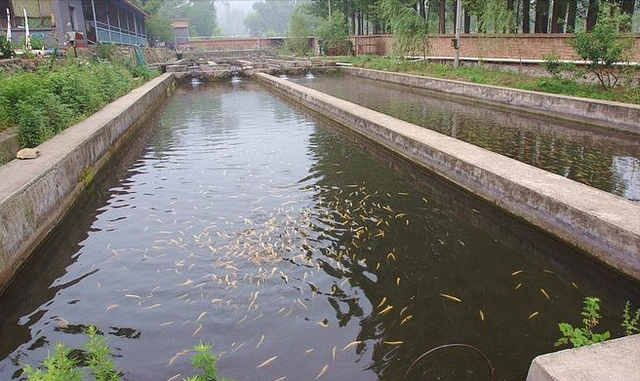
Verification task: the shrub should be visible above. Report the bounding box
[318,11,351,56]
[285,9,313,55]
[378,0,430,58]
[572,3,634,89]
[0,34,14,58]
[542,51,576,80]
[31,35,45,50]
[555,297,611,348]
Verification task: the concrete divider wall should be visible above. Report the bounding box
[256,72,640,281]
[344,67,640,134]
[0,73,175,293]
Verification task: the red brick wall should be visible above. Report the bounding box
[352,34,640,61]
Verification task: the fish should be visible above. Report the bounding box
[540,288,550,299]
[257,356,278,369]
[439,293,462,303]
[511,270,523,275]
[306,348,315,354]
[528,312,539,320]
[167,374,181,381]
[376,297,387,309]
[196,312,207,323]
[192,324,203,337]
[106,304,120,312]
[383,341,404,345]
[342,341,363,351]
[515,283,523,290]
[378,305,394,315]
[479,310,485,322]
[256,334,265,349]
[332,346,337,361]
[315,364,329,379]
[400,315,413,325]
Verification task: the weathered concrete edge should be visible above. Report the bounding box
[256,72,640,282]
[343,66,640,135]
[0,73,176,293]
[526,334,640,381]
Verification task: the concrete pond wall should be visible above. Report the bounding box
[343,67,640,135]
[0,73,176,293]
[256,72,640,283]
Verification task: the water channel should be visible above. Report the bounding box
[293,74,640,202]
[0,80,638,381]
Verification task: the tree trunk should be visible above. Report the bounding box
[586,0,598,31]
[464,9,471,33]
[522,0,530,33]
[452,0,457,33]
[566,0,577,32]
[507,0,516,33]
[438,0,446,34]
[419,0,426,19]
[551,0,568,33]
[351,10,356,35]
[535,0,549,33]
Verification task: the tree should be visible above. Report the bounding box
[285,7,314,55]
[572,2,633,89]
[318,10,352,55]
[535,0,550,33]
[438,0,446,34]
[378,0,430,57]
[522,0,531,32]
[567,0,578,32]
[244,0,295,36]
[551,0,569,32]
[145,15,175,45]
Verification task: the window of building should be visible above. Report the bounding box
[11,0,53,28]
[95,0,107,25]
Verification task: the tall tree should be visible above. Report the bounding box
[551,0,568,32]
[566,0,578,32]
[586,0,599,31]
[522,0,531,32]
[535,0,550,33]
[438,0,446,33]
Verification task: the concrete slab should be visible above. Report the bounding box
[526,334,640,381]
[256,72,640,281]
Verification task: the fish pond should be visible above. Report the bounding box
[0,81,639,381]
[293,74,640,202]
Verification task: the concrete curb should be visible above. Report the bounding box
[256,72,640,282]
[0,73,176,293]
[343,67,640,135]
[526,334,640,381]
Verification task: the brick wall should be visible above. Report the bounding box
[352,34,640,62]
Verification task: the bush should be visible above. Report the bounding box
[285,9,313,55]
[572,3,634,89]
[0,34,14,58]
[31,35,44,50]
[542,51,576,80]
[318,11,351,56]
[0,59,137,147]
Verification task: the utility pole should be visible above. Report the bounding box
[453,0,462,68]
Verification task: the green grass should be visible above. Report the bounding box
[329,55,640,105]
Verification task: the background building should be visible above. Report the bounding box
[0,0,148,48]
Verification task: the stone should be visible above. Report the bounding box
[16,148,40,160]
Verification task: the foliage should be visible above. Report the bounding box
[555,297,611,348]
[318,11,351,55]
[572,3,634,89]
[31,35,44,50]
[472,0,516,33]
[183,342,236,381]
[22,343,83,381]
[542,51,577,80]
[621,301,640,336]
[146,15,175,45]
[0,57,153,147]
[377,0,430,58]
[0,34,15,58]
[20,330,234,381]
[244,0,295,36]
[285,8,313,56]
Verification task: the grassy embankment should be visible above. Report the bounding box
[0,47,158,149]
[330,55,640,105]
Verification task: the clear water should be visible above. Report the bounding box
[293,74,640,202]
[1,82,638,381]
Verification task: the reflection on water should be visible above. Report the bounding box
[293,74,640,202]
[0,82,638,381]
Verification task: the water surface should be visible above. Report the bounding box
[1,82,638,381]
[293,74,640,201]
